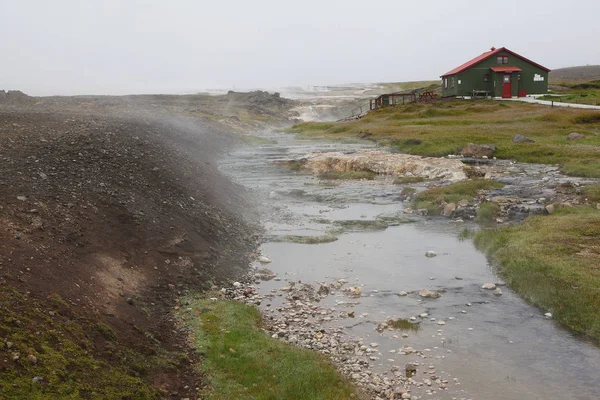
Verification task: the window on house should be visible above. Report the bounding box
[484,74,490,82]
[451,77,455,88]
[497,56,509,64]
[444,78,448,88]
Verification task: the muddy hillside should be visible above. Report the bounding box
[0,105,260,397]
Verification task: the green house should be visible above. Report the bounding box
[440,47,550,98]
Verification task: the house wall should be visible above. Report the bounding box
[442,51,549,97]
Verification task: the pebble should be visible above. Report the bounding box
[258,255,272,264]
[494,288,503,296]
[482,283,497,290]
[424,251,437,258]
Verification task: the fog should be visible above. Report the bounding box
[1,0,599,96]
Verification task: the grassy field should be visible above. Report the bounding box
[178,297,357,400]
[474,206,600,340]
[287,100,600,177]
[542,79,600,106]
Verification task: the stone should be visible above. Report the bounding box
[494,288,503,296]
[16,196,27,201]
[460,143,496,158]
[440,202,456,217]
[513,134,535,144]
[317,284,330,296]
[347,310,355,318]
[418,289,441,299]
[405,363,417,378]
[345,286,362,298]
[545,312,553,319]
[566,132,585,141]
[457,199,469,207]
[31,377,44,384]
[481,283,496,290]
[397,291,408,297]
[437,321,446,326]
[27,354,38,364]
[424,250,437,258]
[258,255,272,264]
[232,281,242,288]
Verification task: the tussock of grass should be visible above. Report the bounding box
[476,202,501,225]
[179,298,356,400]
[388,318,420,331]
[414,180,504,215]
[572,112,600,124]
[474,206,600,340]
[333,219,389,231]
[318,171,376,180]
[393,176,426,184]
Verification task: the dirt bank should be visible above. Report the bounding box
[0,108,259,398]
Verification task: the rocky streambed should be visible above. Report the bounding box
[219,131,600,400]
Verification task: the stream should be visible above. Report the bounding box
[220,131,600,400]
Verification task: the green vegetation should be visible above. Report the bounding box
[539,78,600,106]
[413,180,504,215]
[387,318,421,332]
[393,176,427,184]
[178,297,356,400]
[286,100,600,177]
[0,287,186,399]
[474,206,600,340]
[476,202,501,225]
[271,234,338,244]
[333,219,389,231]
[582,184,600,203]
[318,171,376,180]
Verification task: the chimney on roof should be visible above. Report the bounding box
[490,46,496,51]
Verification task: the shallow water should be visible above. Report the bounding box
[220,131,600,400]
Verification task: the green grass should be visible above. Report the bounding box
[178,297,356,400]
[413,180,504,215]
[474,206,600,340]
[476,202,501,225]
[332,219,389,231]
[270,234,338,244]
[388,319,420,332]
[393,176,427,184]
[285,100,600,177]
[582,184,600,203]
[318,171,376,180]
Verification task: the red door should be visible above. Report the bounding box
[502,74,512,98]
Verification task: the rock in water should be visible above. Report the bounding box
[418,289,441,299]
[545,312,553,319]
[345,286,362,298]
[397,291,408,297]
[513,134,535,143]
[482,283,497,290]
[494,288,503,296]
[258,255,272,264]
[424,250,437,258]
[441,203,456,217]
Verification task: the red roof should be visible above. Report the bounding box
[490,66,522,72]
[441,47,550,77]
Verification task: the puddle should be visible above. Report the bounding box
[220,131,600,400]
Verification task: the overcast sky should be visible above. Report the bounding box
[1,0,599,96]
